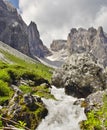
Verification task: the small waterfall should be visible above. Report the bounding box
[36,86,86,130]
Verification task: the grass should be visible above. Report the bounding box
[0,49,53,81]
[0,48,54,129]
[80,94,107,130]
[19,85,32,94]
[33,85,55,99]
[0,48,53,106]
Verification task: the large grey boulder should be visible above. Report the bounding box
[51,53,107,98]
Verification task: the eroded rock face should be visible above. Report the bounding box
[51,53,107,98]
[67,27,107,66]
[0,0,50,58]
[28,22,51,57]
[0,0,30,56]
[50,40,67,52]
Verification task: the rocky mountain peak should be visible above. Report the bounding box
[0,0,51,58]
[67,26,107,66]
[88,27,97,35]
[97,26,104,37]
[28,21,40,39]
[70,28,77,34]
[28,21,51,57]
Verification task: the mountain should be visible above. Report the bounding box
[0,40,53,130]
[0,0,50,58]
[67,26,107,67]
[50,40,67,51]
[28,21,51,57]
[47,26,107,67]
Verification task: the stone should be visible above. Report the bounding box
[2,92,48,130]
[84,90,107,113]
[51,53,107,98]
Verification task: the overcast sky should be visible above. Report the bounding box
[18,0,107,47]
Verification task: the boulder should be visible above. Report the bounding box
[51,53,107,98]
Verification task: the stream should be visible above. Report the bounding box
[36,86,86,130]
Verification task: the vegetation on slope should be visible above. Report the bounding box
[0,49,54,129]
[81,94,107,130]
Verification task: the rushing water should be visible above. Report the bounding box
[36,86,86,130]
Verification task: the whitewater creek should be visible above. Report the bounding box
[37,86,86,130]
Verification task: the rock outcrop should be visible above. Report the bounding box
[50,40,67,52]
[0,0,30,56]
[67,27,107,67]
[28,21,51,57]
[2,91,48,130]
[0,0,50,58]
[51,53,107,98]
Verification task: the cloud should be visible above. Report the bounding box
[19,0,107,47]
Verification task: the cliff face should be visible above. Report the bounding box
[0,0,30,56]
[28,22,51,57]
[0,0,50,58]
[50,40,67,52]
[67,27,107,66]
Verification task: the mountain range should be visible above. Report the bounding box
[0,0,107,68]
[0,0,50,58]
[49,26,107,67]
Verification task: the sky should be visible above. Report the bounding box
[8,0,19,8]
[9,0,107,47]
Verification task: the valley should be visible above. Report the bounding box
[0,0,107,130]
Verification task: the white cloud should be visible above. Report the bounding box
[19,0,107,47]
[93,7,107,31]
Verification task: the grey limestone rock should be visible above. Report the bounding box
[28,21,51,57]
[0,0,50,58]
[67,26,107,66]
[51,53,107,98]
[50,40,67,52]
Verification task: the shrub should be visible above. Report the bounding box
[0,70,10,82]
[0,80,11,96]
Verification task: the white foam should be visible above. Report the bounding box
[36,86,86,130]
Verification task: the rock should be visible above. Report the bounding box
[0,0,50,58]
[23,93,38,110]
[2,92,48,130]
[67,26,107,66]
[0,0,30,56]
[50,40,67,52]
[51,53,107,98]
[28,21,51,57]
[84,90,107,113]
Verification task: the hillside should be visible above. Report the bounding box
[0,41,54,130]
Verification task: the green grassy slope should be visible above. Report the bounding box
[0,43,54,129]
